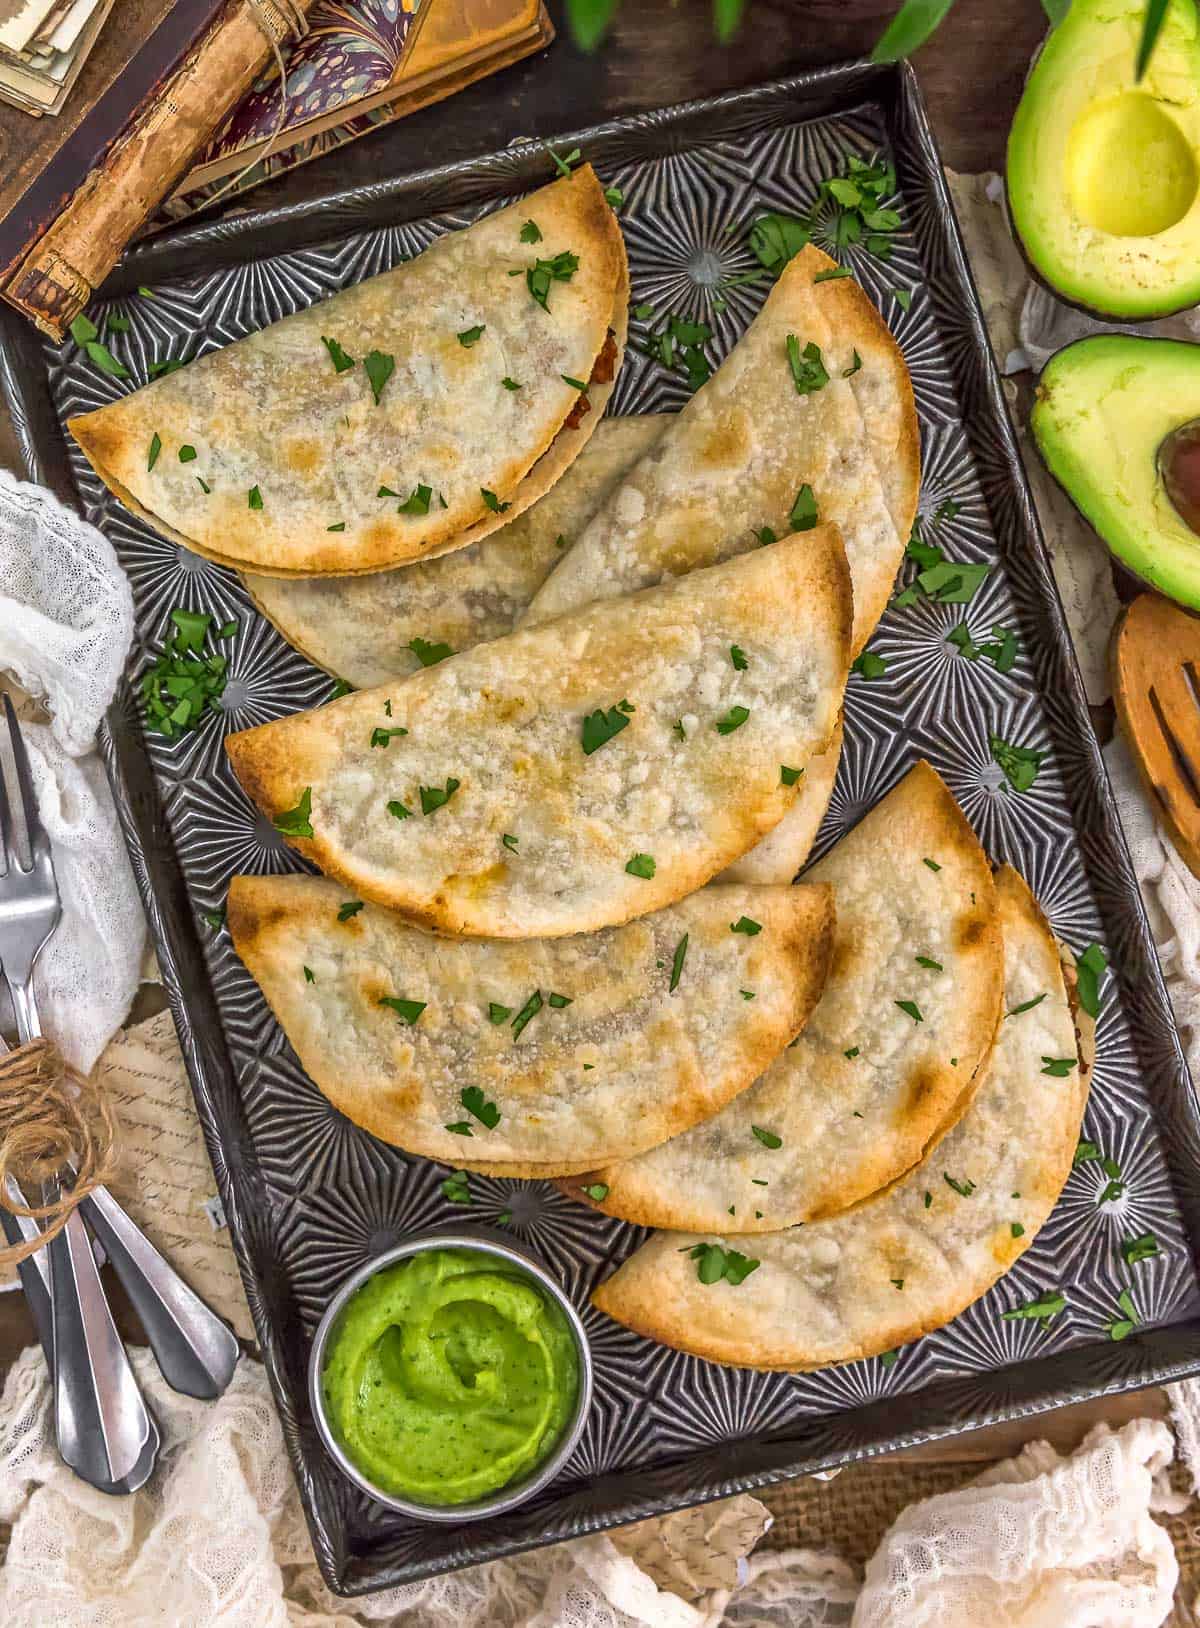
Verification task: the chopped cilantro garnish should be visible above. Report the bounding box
[526,251,579,312]
[68,313,130,379]
[546,142,581,176]
[852,650,887,679]
[444,1121,473,1136]
[584,1183,610,1201]
[756,526,778,546]
[502,833,519,852]
[1075,943,1108,1018]
[894,287,913,312]
[731,917,762,936]
[669,933,688,992]
[248,485,263,510]
[895,999,923,1023]
[1106,1288,1139,1341]
[386,799,413,820]
[715,706,749,735]
[640,311,714,392]
[419,778,460,815]
[561,374,588,391]
[457,325,486,347]
[752,1125,782,1149]
[786,334,829,395]
[1007,993,1046,1017]
[741,989,755,1000]
[923,857,941,872]
[990,734,1043,794]
[789,483,819,532]
[502,377,522,390]
[480,487,511,513]
[461,1085,500,1128]
[105,314,131,334]
[880,1349,899,1367]
[581,703,633,755]
[148,358,184,377]
[511,991,543,1040]
[843,349,863,378]
[814,266,853,282]
[924,1191,932,1208]
[442,1171,472,1204]
[140,610,234,739]
[915,955,943,971]
[604,186,624,208]
[748,212,810,277]
[689,1243,760,1286]
[1074,1139,1101,1166]
[781,765,803,786]
[1001,1290,1065,1324]
[626,853,656,879]
[844,1046,860,1058]
[488,1002,512,1025]
[379,995,426,1024]
[326,521,344,530]
[398,484,433,516]
[197,478,212,494]
[545,992,572,1010]
[370,726,408,748]
[520,220,543,243]
[363,349,395,405]
[337,900,364,921]
[632,301,655,320]
[730,645,748,670]
[147,432,162,471]
[1041,1056,1075,1077]
[409,637,452,667]
[273,788,313,838]
[1122,1232,1159,1266]
[202,909,225,931]
[303,966,315,983]
[1011,1222,1025,1238]
[944,1173,975,1197]
[178,444,197,464]
[322,336,356,373]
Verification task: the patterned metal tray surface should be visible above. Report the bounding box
[6,60,1200,1596]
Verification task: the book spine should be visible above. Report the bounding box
[2,0,312,341]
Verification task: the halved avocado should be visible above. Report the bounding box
[1032,334,1200,607]
[1008,0,1200,319]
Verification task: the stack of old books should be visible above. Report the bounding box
[0,0,115,113]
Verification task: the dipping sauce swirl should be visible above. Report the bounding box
[319,1247,580,1505]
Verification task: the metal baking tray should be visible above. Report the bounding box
[6,57,1200,1598]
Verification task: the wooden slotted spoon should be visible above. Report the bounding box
[1113,593,1200,878]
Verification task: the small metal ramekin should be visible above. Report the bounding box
[307,1228,593,1522]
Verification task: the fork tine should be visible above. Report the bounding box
[3,695,46,863]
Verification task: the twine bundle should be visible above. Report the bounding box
[0,1038,117,1266]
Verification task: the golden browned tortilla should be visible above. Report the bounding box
[68,166,627,577]
[228,873,835,1171]
[224,530,853,939]
[564,761,1004,1231]
[525,244,919,655]
[592,866,1091,1369]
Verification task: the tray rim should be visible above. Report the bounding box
[5,54,1200,1597]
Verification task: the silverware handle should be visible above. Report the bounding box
[81,1185,239,1400]
[48,1203,154,1487]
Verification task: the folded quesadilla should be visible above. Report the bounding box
[245,415,668,690]
[592,866,1092,1369]
[68,167,628,578]
[524,245,919,654]
[564,762,1003,1230]
[227,874,835,1170]
[225,529,853,938]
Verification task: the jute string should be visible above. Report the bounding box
[0,1038,117,1266]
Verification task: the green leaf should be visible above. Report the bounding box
[713,0,745,40]
[786,334,829,395]
[502,833,519,852]
[852,650,887,680]
[780,765,803,787]
[370,726,408,748]
[147,432,162,472]
[871,1,959,65]
[106,314,131,334]
[502,377,522,390]
[397,484,432,516]
[457,324,486,347]
[562,374,588,390]
[583,1183,610,1201]
[303,966,315,983]
[1075,943,1108,1019]
[178,444,197,463]
[730,645,748,670]
[322,335,356,373]
[625,852,656,879]
[789,483,819,532]
[1136,0,1170,79]
[273,788,313,838]
[814,266,853,283]
[512,990,543,1039]
[915,954,943,971]
[943,1172,976,1197]
[363,349,395,405]
[893,287,913,312]
[1007,993,1047,1018]
[149,358,185,378]
[752,1124,782,1149]
[545,142,582,175]
[387,799,412,821]
[895,999,923,1023]
[731,916,762,936]
[526,250,580,312]
[442,1171,472,1204]
[990,734,1043,794]
[748,212,810,277]
[419,777,460,816]
[1001,1290,1065,1323]
[480,487,511,513]
[917,560,989,603]
[337,900,364,921]
[843,349,863,378]
[604,186,624,209]
[669,932,688,992]
[1041,1056,1076,1077]
[581,703,633,755]
[461,1084,500,1128]
[548,991,573,1008]
[248,485,264,510]
[1122,1231,1159,1266]
[379,994,427,1024]
[488,1002,512,1025]
[519,220,543,244]
[715,705,750,735]
[408,636,453,667]
[688,1242,761,1287]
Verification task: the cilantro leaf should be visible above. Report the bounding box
[748,212,810,277]
[1122,1232,1159,1266]
[715,706,749,735]
[1001,1290,1065,1323]
[408,637,453,667]
[1075,943,1108,1019]
[1007,993,1047,1018]
[363,350,395,405]
[511,991,543,1039]
[387,799,413,820]
[461,1084,500,1128]
[147,432,162,471]
[273,789,313,838]
[731,916,762,936]
[990,734,1043,794]
[457,325,486,347]
[488,1002,512,1025]
[442,1171,472,1204]
[852,650,887,679]
[583,1183,610,1201]
[780,765,803,786]
[248,485,264,510]
[1041,1056,1075,1077]
[581,704,632,755]
[520,220,543,243]
[789,483,819,532]
[480,488,511,513]
[526,250,579,312]
[669,932,688,992]
[625,853,656,879]
[689,1242,760,1286]
[786,334,829,395]
[419,778,460,815]
[895,999,923,1023]
[337,900,364,921]
[370,726,408,747]
[752,1124,782,1149]
[322,335,356,373]
[397,484,432,516]
[379,995,426,1024]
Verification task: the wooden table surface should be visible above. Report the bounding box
[0,0,1172,1485]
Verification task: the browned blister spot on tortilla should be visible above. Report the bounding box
[286,439,321,476]
[900,1062,942,1123]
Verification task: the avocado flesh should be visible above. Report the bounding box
[1032,335,1200,608]
[1008,0,1200,319]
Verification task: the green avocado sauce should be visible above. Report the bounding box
[320,1248,579,1505]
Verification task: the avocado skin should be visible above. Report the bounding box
[1031,334,1200,609]
[1007,0,1200,321]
